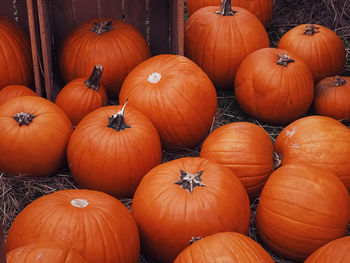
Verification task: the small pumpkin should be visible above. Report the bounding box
[234,48,314,124]
[256,164,350,261]
[6,241,88,263]
[313,76,350,120]
[6,189,140,263]
[59,18,151,98]
[55,64,108,126]
[184,0,269,89]
[0,96,72,177]
[0,85,37,105]
[200,122,274,198]
[278,24,346,82]
[174,232,274,263]
[131,157,250,263]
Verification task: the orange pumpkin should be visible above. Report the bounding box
[234,48,314,124]
[174,232,274,263]
[6,189,140,263]
[0,85,37,105]
[256,164,350,261]
[6,241,88,263]
[274,115,350,190]
[55,64,108,126]
[200,122,274,198]
[131,157,250,263]
[0,222,5,263]
[313,76,350,120]
[278,24,346,82]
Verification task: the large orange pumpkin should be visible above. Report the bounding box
[119,54,217,149]
[6,189,140,263]
[59,18,151,98]
[186,0,273,27]
[55,64,108,126]
[0,96,72,177]
[0,85,37,105]
[256,164,350,261]
[0,17,33,88]
[174,232,274,263]
[184,0,269,89]
[274,115,350,190]
[6,241,88,263]
[131,157,250,263]
[278,24,346,82]
[200,122,274,198]
[313,76,350,120]
[67,102,162,198]
[234,48,314,124]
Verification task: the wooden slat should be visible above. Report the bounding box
[172,0,184,55]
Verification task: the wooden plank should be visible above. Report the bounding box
[172,0,184,55]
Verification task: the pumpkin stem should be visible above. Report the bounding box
[276,54,295,67]
[273,151,282,170]
[90,20,115,34]
[303,24,319,36]
[13,112,36,126]
[189,236,202,245]
[175,170,205,193]
[216,0,236,16]
[84,65,104,91]
[107,99,131,131]
[334,76,346,87]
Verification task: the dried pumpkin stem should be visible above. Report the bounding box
[216,0,236,16]
[84,65,104,91]
[303,24,319,36]
[13,112,36,126]
[276,54,295,67]
[334,76,346,87]
[90,20,115,34]
[174,170,205,193]
[107,99,130,131]
[273,151,282,170]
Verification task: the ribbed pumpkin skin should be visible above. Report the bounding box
[278,24,346,82]
[55,77,108,126]
[256,164,350,262]
[0,17,33,88]
[6,241,88,263]
[200,122,273,198]
[6,189,140,263]
[0,96,72,177]
[0,85,37,105]
[234,48,314,124]
[59,18,151,98]
[67,105,162,198]
[119,55,217,149]
[313,76,350,120]
[174,232,274,263]
[274,115,350,190]
[131,157,250,263]
[185,6,269,90]
[304,236,350,263]
[186,0,273,27]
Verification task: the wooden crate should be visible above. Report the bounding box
[36,0,185,101]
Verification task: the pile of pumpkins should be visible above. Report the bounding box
[0,0,349,262]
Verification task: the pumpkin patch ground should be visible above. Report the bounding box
[1,0,350,262]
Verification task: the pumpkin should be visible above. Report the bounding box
[67,101,162,198]
[0,222,5,263]
[304,236,350,263]
[55,64,108,126]
[0,85,37,105]
[6,241,88,263]
[6,189,140,263]
[256,164,350,261]
[234,48,314,124]
[0,96,72,177]
[0,17,33,88]
[313,76,350,120]
[200,122,274,198]
[184,0,269,89]
[131,157,250,263]
[274,115,350,190]
[186,0,273,27]
[119,54,217,149]
[174,232,274,263]
[278,24,346,82]
[59,18,151,98]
